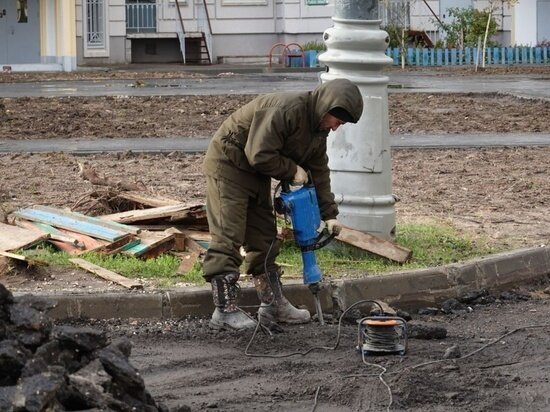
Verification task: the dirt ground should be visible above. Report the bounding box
[1,68,550,411]
[63,287,550,412]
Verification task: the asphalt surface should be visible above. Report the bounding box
[1,133,549,154]
[1,69,549,100]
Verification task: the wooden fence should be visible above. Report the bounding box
[386,47,550,66]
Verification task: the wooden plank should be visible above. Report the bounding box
[117,191,182,207]
[184,237,207,254]
[0,222,50,252]
[53,229,140,256]
[31,205,140,234]
[57,228,108,251]
[69,258,143,290]
[336,227,412,263]
[172,251,200,274]
[0,256,9,276]
[95,234,140,255]
[0,251,42,268]
[168,205,207,222]
[163,227,186,252]
[49,240,86,255]
[134,225,211,236]
[100,204,193,224]
[15,219,84,248]
[121,230,175,259]
[0,250,29,261]
[13,206,137,242]
[179,229,211,242]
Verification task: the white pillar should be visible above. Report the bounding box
[319,14,395,239]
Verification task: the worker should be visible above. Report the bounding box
[202,78,363,331]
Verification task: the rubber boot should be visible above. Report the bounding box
[253,270,311,324]
[209,273,256,331]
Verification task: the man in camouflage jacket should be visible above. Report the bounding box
[202,78,363,330]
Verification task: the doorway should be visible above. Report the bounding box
[0,0,40,65]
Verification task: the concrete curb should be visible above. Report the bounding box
[2,133,550,154]
[42,246,550,320]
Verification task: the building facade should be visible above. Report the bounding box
[1,0,548,71]
[0,0,76,71]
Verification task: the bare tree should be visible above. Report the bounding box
[381,0,416,69]
[480,0,517,69]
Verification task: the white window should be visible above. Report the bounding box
[84,0,110,57]
[306,0,329,5]
[221,0,268,5]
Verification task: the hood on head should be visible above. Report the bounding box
[310,78,363,130]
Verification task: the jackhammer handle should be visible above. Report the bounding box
[300,231,337,252]
[282,180,290,192]
[283,168,314,192]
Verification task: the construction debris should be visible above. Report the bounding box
[69,258,143,290]
[336,226,412,263]
[121,230,175,259]
[1,194,210,286]
[0,284,171,410]
[0,222,50,252]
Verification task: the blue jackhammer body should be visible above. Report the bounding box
[276,184,323,285]
[275,182,335,325]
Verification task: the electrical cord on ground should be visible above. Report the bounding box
[244,299,384,358]
[404,322,550,373]
[234,237,281,336]
[334,322,550,412]
[231,189,550,411]
[311,386,321,412]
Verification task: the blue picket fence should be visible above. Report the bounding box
[386,46,550,66]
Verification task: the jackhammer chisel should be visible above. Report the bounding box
[275,178,337,325]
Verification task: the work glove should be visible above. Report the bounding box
[292,165,308,186]
[325,219,343,235]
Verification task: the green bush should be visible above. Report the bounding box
[437,7,499,48]
[301,41,326,52]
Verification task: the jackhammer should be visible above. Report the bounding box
[274,178,337,325]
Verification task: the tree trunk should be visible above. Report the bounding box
[481,6,494,69]
[401,27,406,70]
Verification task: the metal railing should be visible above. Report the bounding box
[195,0,212,63]
[126,2,157,33]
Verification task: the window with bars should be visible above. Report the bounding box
[306,0,328,5]
[86,0,106,49]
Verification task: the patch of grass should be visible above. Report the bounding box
[80,252,181,281]
[276,221,499,279]
[22,243,72,265]
[21,244,187,287]
[178,262,206,285]
[19,221,500,286]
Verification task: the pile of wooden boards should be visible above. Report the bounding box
[3,203,208,259]
[0,193,212,288]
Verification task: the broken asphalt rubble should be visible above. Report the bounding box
[0,282,191,411]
